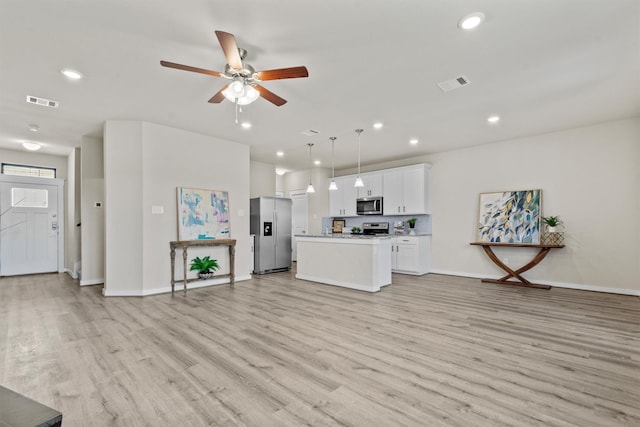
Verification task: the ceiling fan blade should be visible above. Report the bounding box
[215,30,243,71]
[255,66,309,81]
[160,60,223,78]
[208,85,229,103]
[254,85,287,106]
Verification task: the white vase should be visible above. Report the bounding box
[548,226,558,233]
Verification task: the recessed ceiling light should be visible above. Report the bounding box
[60,68,84,80]
[487,115,500,124]
[458,12,485,30]
[275,168,287,176]
[276,151,284,157]
[314,160,321,166]
[373,122,383,129]
[241,122,251,129]
[28,124,39,132]
[22,142,41,151]
[409,138,419,145]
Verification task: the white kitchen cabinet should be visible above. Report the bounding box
[357,172,383,198]
[383,164,430,215]
[329,176,358,216]
[390,235,431,275]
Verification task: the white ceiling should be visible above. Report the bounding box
[1,0,639,172]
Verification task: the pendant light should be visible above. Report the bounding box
[306,143,315,193]
[328,136,338,191]
[354,129,364,187]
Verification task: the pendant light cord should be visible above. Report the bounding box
[330,136,337,179]
[356,129,363,176]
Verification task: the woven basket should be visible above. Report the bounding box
[541,231,564,245]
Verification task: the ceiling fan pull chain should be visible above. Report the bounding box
[235,98,239,124]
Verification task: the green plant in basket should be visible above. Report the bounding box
[542,216,562,227]
[190,256,220,274]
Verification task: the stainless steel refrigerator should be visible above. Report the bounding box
[250,197,292,274]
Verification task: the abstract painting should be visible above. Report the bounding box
[177,187,230,240]
[477,189,541,244]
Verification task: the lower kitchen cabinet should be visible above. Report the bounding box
[391,235,431,275]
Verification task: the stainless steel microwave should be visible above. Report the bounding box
[357,197,383,215]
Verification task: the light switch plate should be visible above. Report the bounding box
[151,205,164,214]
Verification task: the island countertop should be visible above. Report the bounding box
[295,234,391,239]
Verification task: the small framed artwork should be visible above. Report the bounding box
[332,219,346,234]
[477,189,541,244]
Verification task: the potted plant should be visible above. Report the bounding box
[351,226,361,234]
[190,255,220,280]
[542,216,562,233]
[407,218,417,235]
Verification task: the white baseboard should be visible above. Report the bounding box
[429,269,640,296]
[102,274,252,297]
[80,278,104,286]
[64,269,79,280]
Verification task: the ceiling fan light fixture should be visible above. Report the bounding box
[222,81,259,105]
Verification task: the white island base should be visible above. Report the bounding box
[295,236,392,292]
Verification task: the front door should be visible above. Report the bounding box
[0,178,62,276]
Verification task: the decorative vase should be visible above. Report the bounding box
[198,271,215,280]
[409,223,416,235]
[547,226,558,233]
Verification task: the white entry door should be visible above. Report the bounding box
[289,190,308,261]
[0,178,63,276]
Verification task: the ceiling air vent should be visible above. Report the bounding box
[26,95,59,108]
[437,76,470,93]
[301,129,319,137]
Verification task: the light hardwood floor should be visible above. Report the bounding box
[0,270,638,426]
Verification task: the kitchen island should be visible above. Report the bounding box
[295,234,392,292]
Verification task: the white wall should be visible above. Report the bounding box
[339,117,640,294]
[250,160,276,197]
[284,167,330,235]
[65,147,81,278]
[103,121,251,296]
[80,136,105,285]
[0,148,68,180]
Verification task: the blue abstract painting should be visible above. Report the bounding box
[477,190,541,244]
[177,187,230,240]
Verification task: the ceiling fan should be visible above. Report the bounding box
[161,30,308,107]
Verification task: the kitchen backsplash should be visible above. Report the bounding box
[321,214,432,235]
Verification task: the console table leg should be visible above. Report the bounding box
[170,248,176,293]
[229,245,235,286]
[480,245,551,289]
[183,248,188,294]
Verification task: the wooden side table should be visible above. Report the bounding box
[470,242,565,289]
[170,239,236,293]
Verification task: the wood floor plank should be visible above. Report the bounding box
[0,270,638,426]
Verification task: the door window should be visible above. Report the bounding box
[11,187,48,208]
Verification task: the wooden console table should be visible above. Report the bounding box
[170,239,236,293]
[470,242,565,289]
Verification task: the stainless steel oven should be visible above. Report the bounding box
[357,197,383,215]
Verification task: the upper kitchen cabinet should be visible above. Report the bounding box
[356,172,383,198]
[383,164,431,215]
[329,176,358,217]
